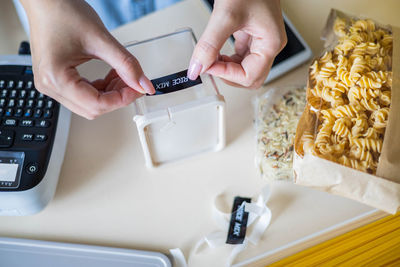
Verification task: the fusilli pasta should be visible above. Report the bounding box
[301,17,392,174]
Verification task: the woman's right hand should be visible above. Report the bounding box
[21,0,155,120]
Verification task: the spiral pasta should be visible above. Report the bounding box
[301,16,392,174]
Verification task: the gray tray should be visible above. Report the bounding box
[0,237,171,267]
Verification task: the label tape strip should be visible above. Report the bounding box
[169,185,273,267]
[150,69,202,95]
[226,197,252,245]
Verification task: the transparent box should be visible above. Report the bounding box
[126,29,226,168]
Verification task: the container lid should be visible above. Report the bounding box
[0,237,171,267]
[126,28,222,115]
[125,28,195,81]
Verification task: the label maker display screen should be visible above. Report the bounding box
[0,151,24,189]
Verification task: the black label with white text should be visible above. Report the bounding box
[149,69,202,95]
[226,196,251,245]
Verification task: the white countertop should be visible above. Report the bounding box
[1,0,399,266]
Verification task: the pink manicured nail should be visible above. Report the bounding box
[187,59,202,80]
[139,75,155,94]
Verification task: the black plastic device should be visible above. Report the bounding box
[0,45,59,192]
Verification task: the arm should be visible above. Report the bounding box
[20,0,155,119]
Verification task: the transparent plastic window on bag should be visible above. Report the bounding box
[255,86,306,181]
[297,15,393,175]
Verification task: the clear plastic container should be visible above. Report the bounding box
[127,29,226,167]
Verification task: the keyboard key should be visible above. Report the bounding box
[26,162,39,175]
[1,89,7,98]
[34,134,47,141]
[21,133,33,141]
[25,81,33,89]
[17,99,25,108]
[36,99,44,108]
[9,90,17,98]
[0,108,3,115]
[17,81,24,89]
[26,99,34,108]
[3,119,17,126]
[7,80,14,89]
[38,93,45,99]
[8,99,15,107]
[14,108,22,117]
[28,90,36,98]
[25,66,33,75]
[19,90,27,98]
[16,81,24,89]
[20,119,34,127]
[37,120,50,128]
[43,109,52,119]
[34,109,42,118]
[0,130,14,148]
[0,80,4,89]
[0,99,5,107]
[5,108,13,117]
[24,108,32,117]
[46,100,54,109]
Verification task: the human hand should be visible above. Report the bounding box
[21,0,155,119]
[188,0,287,89]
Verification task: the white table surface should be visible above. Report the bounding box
[1,0,397,266]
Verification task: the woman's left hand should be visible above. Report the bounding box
[188,0,287,89]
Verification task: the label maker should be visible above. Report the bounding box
[0,44,71,215]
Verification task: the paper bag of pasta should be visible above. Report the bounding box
[294,9,400,214]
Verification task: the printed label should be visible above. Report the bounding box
[149,69,202,95]
[226,196,251,244]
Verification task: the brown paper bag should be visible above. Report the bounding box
[294,9,400,214]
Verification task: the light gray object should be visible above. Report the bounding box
[0,55,71,216]
[0,237,171,267]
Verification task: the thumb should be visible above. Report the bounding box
[91,34,155,94]
[188,11,236,80]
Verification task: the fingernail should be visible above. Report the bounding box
[188,59,202,80]
[139,75,155,94]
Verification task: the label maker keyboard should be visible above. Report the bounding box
[0,65,59,191]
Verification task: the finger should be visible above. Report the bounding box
[32,62,101,118]
[219,77,246,88]
[51,68,141,119]
[37,83,98,119]
[233,31,251,57]
[206,52,274,89]
[57,67,142,118]
[103,76,121,92]
[87,33,155,95]
[207,34,279,88]
[91,79,106,91]
[103,68,121,84]
[188,9,238,80]
[91,69,120,91]
[220,54,243,64]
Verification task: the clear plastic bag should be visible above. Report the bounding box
[254,86,306,182]
[293,9,400,214]
[296,10,393,174]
